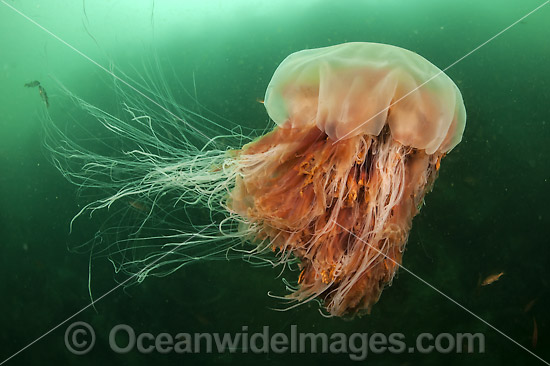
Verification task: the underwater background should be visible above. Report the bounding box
[1,0,549,365]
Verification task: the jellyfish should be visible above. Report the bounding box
[46,42,465,317]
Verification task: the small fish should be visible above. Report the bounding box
[532,317,538,349]
[481,271,504,286]
[38,85,49,108]
[24,80,41,88]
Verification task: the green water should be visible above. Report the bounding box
[1,0,549,365]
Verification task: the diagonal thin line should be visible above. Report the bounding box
[334,0,549,143]
[333,221,548,365]
[0,223,216,365]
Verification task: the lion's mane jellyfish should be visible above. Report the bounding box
[229,42,466,316]
[48,42,465,318]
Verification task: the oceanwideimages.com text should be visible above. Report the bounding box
[65,322,485,360]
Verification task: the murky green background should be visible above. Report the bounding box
[1,0,549,365]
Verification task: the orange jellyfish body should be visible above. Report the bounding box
[230,43,466,317]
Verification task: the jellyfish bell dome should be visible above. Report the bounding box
[264,42,466,154]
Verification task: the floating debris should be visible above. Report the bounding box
[38,85,49,108]
[24,80,40,88]
[24,80,49,107]
[532,317,538,349]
